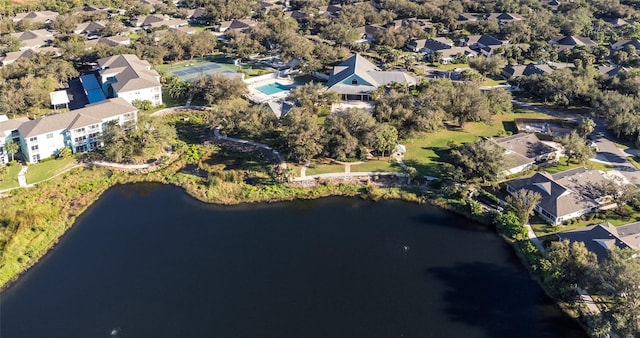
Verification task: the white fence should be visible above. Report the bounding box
[243,70,289,85]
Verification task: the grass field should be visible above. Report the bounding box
[26,157,76,184]
[0,164,22,190]
[401,109,556,177]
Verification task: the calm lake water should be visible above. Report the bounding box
[1,183,586,338]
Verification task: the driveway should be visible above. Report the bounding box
[512,99,640,184]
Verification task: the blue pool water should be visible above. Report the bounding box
[255,82,290,95]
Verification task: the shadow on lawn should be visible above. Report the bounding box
[404,146,451,178]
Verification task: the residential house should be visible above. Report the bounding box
[502,63,554,78]
[216,19,257,33]
[558,222,640,262]
[597,65,629,77]
[170,26,196,35]
[611,38,640,52]
[17,98,137,163]
[259,1,284,14]
[485,12,524,25]
[0,116,30,164]
[0,46,59,66]
[602,17,629,27]
[326,54,417,101]
[10,29,55,50]
[77,5,110,13]
[97,54,162,106]
[130,15,189,31]
[187,7,209,25]
[461,35,508,56]
[435,46,476,64]
[457,13,478,23]
[355,25,384,44]
[12,11,58,24]
[74,21,106,38]
[506,167,616,225]
[541,0,560,10]
[549,36,597,51]
[494,133,559,175]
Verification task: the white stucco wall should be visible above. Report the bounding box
[116,86,162,106]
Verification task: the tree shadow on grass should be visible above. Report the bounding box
[403,146,452,178]
[427,261,585,338]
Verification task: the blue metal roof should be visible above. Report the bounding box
[80,74,106,103]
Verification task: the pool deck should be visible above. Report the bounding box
[246,77,297,104]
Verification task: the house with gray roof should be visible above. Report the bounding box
[12,11,58,24]
[494,133,559,175]
[10,29,55,51]
[502,63,554,78]
[549,36,597,51]
[559,222,640,262]
[17,98,137,163]
[506,167,615,224]
[486,12,523,25]
[97,54,162,106]
[611,38,640,52]
[326,54,417,101]
[461,35,508,56]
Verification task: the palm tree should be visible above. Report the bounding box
[4,141,19,162]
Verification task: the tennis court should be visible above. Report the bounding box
[169,62,228,81]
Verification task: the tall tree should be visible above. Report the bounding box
[505,189,542,225]
[598,248,640,337]
[447,139,506,182]
[576,118,596,138]
[280,108,323,162]
[556,131,595,165]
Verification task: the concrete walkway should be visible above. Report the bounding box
[17,164,27,187]
[524,222,544,253]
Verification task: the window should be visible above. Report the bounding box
[88,132,99,140]
[75,128,86,134]
[46,133,54,139]
[32,154,40,162]
[31,145,39,152]
[74,135,87,143]
[29,137,37,142]
[88,124,99,130]
[351,79,358,85]
[76,145,88,152]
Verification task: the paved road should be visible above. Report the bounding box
[513,100,640,184]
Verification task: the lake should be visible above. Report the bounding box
[1,183,586,338]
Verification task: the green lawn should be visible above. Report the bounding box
[401,110,557,177]
[351,159,402,173]
[541,157,612,174]
[0,164,21,190]
[306,163,345,175]
[26,157,76,184]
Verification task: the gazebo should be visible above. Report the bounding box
[50,90,70,110]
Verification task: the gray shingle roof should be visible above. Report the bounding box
[558,223,630,262]
[98,54,160,93]
[507,169,599,220]
[495,133,556,159]
[326,54,416,95]
[18,98,136,138]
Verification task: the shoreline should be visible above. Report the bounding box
[0,163,422,291]
[0,163,587,335]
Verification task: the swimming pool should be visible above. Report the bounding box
[255,82,290,95]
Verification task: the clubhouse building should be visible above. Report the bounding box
[326,54,417,101]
